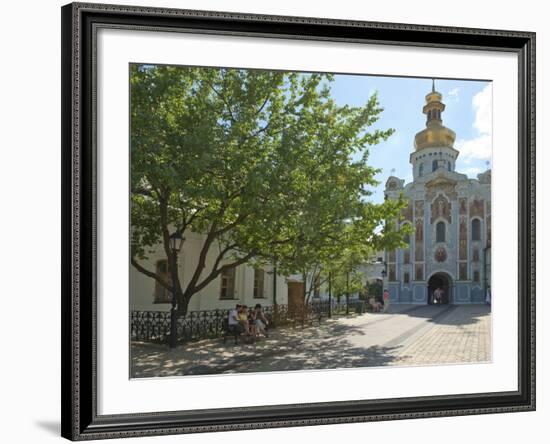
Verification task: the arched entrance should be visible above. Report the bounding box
[427,272,453,304]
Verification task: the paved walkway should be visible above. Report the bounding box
[131,304,491,378]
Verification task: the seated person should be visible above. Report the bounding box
[369,297,382,312]
[238,305,251,335]
[227,304,244,334]
[253,304,269,337]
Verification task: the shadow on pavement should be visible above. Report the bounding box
[130,304,491,378]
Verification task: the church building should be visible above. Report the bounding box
[383,82,491,305]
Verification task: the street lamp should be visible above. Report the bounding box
[169,231,184,252]
[168,232,183,349]
[381,262,388,279]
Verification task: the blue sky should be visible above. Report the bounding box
[328,75,492,204]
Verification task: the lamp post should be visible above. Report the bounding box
[381,262,388,280]
[168,231,183,349]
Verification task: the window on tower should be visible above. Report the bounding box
[436,221,445,242]
[419,163,424,177]
[432,160,438,172]
[472,219,481,241]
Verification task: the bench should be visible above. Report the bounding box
[221,318,241,344]
[221,318,255,345]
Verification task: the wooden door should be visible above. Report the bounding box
[287,282,305,317]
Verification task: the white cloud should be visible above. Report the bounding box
[455,134,492,164]
[448,87,460,101]
[464,166,483,176]
[455,84,492,163]
[472,84,492,135]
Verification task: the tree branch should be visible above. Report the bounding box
[193,251,257,295]
[131,257,172,292]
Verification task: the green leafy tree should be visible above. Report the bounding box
[130,64,402,314]
[365,280,383,302]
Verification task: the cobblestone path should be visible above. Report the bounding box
[131,304,491,378]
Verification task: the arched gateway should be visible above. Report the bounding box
[427,272,453,304]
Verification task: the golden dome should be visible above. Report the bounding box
[414,123,456,150]
[414,82,456,150]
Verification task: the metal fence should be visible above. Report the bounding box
[131,300,366,344]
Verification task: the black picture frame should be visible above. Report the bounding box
[61,2,536,440]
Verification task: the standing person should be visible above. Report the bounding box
[383,289,390,313]
[438,287,445,304]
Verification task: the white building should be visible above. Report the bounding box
[130,230,288,312]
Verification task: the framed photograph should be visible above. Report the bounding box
[61,2,535,440]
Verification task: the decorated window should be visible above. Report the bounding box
[436,221,446,242]
[472,218,481,241]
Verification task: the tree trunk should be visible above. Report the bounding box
[177,293,190,316]
[328,271,332,318]
[302,272,308,308]
[346,271,350,315]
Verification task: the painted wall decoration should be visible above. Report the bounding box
[435,247,447,262]
[425,181,457,201]
[401,201,413,221]
[430,194,452,224]
[415,200,424,216]
[469,198,485,218]
[389,264,397,281]
[415,217,424,262]
[459,262,468,280]
[459,197,468,215]
[459,216,468,261]
[415,264,424,281]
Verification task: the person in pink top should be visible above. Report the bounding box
[383,289,390,313]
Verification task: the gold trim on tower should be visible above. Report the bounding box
[414,81,456,150]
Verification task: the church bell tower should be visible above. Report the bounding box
[410,80,459,180]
